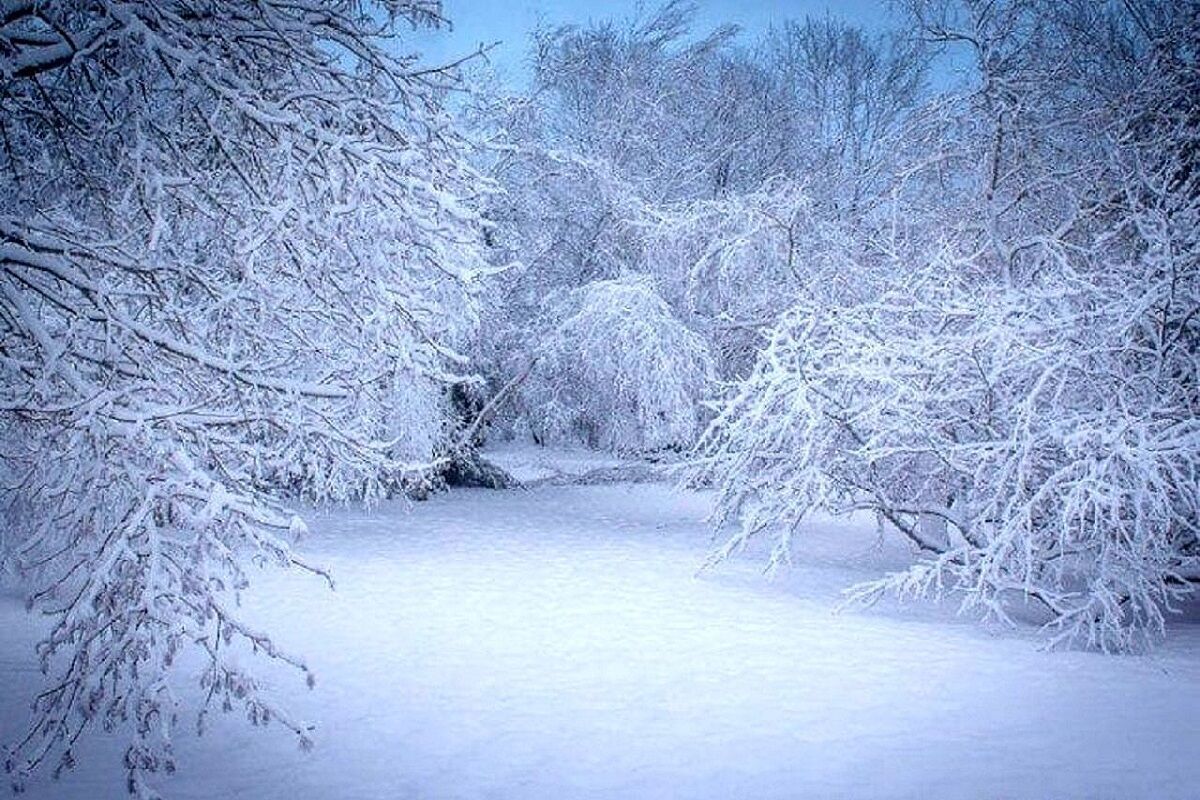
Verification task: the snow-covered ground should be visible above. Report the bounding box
[2,450,1198,799]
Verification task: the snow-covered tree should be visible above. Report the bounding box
[0,0,489,793]
[483,5,928,400]
[758,15,929,216]
[694,0,1199,650]
[517,275,715,453]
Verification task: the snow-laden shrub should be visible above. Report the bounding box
[520,275,715,453]
[696,208,1199,650]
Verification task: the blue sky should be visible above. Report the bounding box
[412,0,897,85]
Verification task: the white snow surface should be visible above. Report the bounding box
[2,447,1198,799]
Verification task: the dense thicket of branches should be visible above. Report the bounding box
[690,0,1200,650]
[480,0,1197,650]
[477,1,930,449]
[0,0,488,794]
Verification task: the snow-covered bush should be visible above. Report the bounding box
[519,276,715,453]
[0,0,488,792]
[697,237,1198,650]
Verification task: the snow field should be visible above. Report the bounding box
[2,478,1197,799]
